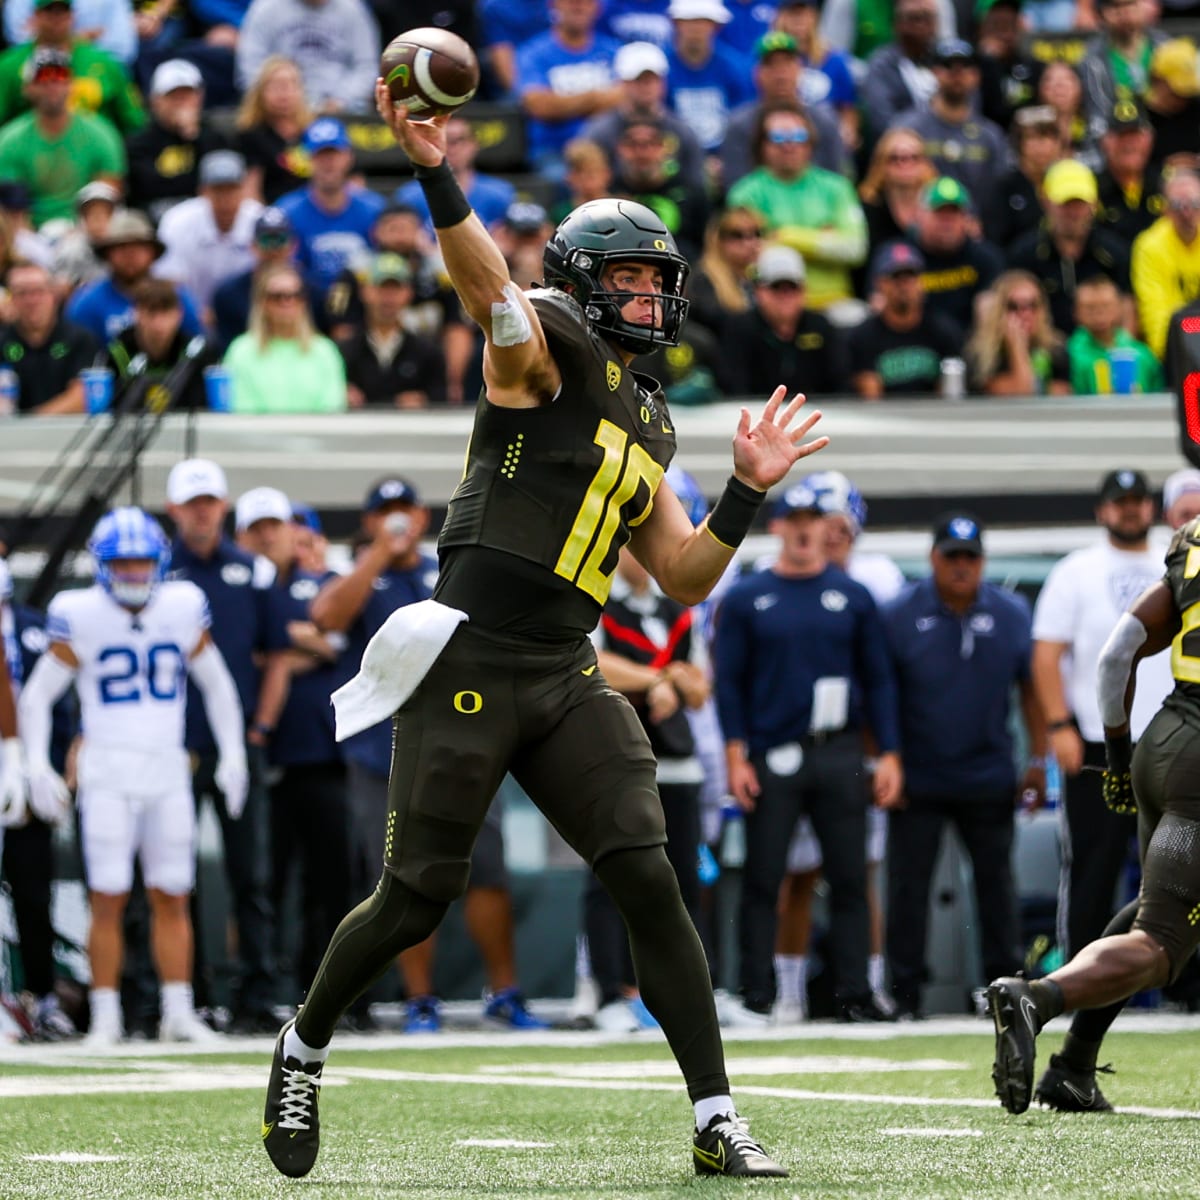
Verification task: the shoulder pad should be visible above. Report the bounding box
[1168,516,1200,559]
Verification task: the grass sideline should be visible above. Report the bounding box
[4,1018,1200,1199]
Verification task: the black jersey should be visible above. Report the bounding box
[1163,516,1200,728]
[436,289,676,640]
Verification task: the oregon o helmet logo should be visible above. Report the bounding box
[653,239,667,250]
[453,690,483,714]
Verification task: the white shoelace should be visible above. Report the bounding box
[278,1066,322,1131]
[709,1115,767,1158]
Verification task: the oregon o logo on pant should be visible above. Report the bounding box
[454,690,483,714]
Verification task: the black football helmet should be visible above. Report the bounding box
[542,198,690,355]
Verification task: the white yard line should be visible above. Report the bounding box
[881,1128,984,1137]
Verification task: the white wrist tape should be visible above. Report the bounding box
[1097,612,1147,729]
[491,283,533,347]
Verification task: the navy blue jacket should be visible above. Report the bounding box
[881,576,1033,798]
[714,564,900,756]
[168,537,270,754]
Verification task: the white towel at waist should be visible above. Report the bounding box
[331,599,468,741]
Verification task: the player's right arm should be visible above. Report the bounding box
[375,84,561,409]
[17,639,77,826]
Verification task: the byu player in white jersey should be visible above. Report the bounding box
[775,472,906,1023]
[19,508,249,1045]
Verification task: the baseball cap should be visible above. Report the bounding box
[923,176,972,210]
[1043,158,1098,205]
[501,200,549,235]
[754,244,806,285]
[772,482,825,519]
[235,486,292,531]
[24,46,71,82]
[1163,468,1200,513]
[76,180,120,209]
[303,118,351,154]
[167,458,228,505]
[290,502,323,534]
[364,477,421,512]
[1107,97,1149,133]
[1151,38,1200,98]
[369,251,412,285]
[755,31,800,59]
[932,512,984,555]
[667,0,732,22]
[870,239,925,283]
[0,181,30,212]
[934,37,978,65]
[199,149,246,187]
[1013,104,1060,134]
[1097,467,1149,503]
[150,58,203,97]
[254,206,293,243]
[34,0,72,9]
[613,41,670,81]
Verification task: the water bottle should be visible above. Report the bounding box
[718,803,746,869]
[1044,756,1062,810]
[0,367,17,415]
[940,356,966,401]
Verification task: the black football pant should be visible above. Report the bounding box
[585,779,707,1006]
[1058,741,1136,960]
[741,732,869,1009]
[887,791,1021,1009]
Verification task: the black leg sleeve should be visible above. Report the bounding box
[2,819,56,996]
[295,871,448,1049]
[595,846,729,1103]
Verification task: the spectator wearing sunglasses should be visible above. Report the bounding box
[212,207,299,350]
[1131,168,1200,358]
[0,47,125,227]
[727,101,867,317]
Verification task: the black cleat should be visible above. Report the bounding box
[692,1113,789,1178]
[1035,1054,1115,1113]
[262,1018,325,1178]
[987,977,1042,1115]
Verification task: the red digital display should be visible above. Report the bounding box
[1183,318,1200,335]
[1186,373,1200,443]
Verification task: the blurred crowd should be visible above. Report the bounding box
[4,456,1200,1041]
[0,0,1196,415]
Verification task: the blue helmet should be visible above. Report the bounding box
[802,470,867,535]
[665,463,708,528]
[88,506,170,608]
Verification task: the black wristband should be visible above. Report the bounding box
[413,159,471,229]
[1047,719,1074,732]
[706,475,765,549]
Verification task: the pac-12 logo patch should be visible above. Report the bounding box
[606,361,621,391]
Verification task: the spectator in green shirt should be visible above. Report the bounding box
[1068,274,1164,395]
[0,47,126,227]
[0,0,146,135]
[726,101,867,315]
[225,262,347,413]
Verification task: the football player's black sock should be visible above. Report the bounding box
[1029,978,1065,1025]
[1058,899,1140,1068]
[594,846,730,1103]
[296,872,448,1048]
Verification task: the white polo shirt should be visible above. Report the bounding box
[1032,538,1174,741]
[156,196,264,310]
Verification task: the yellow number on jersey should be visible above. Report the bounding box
[554,419,663,604]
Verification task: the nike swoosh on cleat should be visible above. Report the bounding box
[261,1122,274,1139]
[1062,1081,1096,1107]
[1019,995,1039,1030]
[693,1144,726,1171]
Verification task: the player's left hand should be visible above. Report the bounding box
[27,764,70,826]
[731,388,828,493]
[375,79,448,168]
[1102,769,1136,815]
[0,739,28,828]
[216,757,249,820]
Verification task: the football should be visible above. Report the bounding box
[381,28,480,118]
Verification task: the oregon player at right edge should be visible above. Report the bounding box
[259,79,829,1181]
[988,515,1200,1115]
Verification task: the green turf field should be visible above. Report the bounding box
[4,1018,1200,1200]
